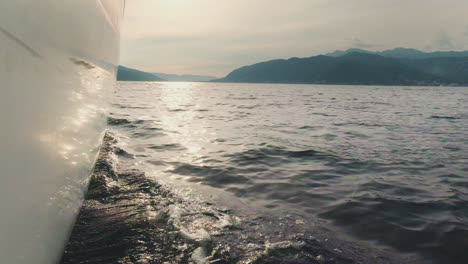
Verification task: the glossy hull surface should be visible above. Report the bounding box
[0,1,123,263]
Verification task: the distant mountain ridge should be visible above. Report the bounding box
[117,66,165,81]
[326,48,468,59]
[116,66,217,82]
[152,72,217,82]
[214,48,468,86]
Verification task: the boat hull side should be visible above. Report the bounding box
[0,1,124,263]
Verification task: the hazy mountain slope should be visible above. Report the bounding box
[214,56,335,83]
[320,53,442,85]
[402,57,468,84]
[117,66,165,81]
[214,53,449,85]
[152,72,217,82]
[325,48,373,57]
[327,48,468,59]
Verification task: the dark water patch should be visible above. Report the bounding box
[131,132,165,139]
[443,145,462,151]
[108,118,156,131]
[312,112,337,117]
[299,125,319,130]
[237,104,261,109]
[438,173,464,179]
[233,113,252,119]
[344,131,371,139]
[319,194,468,264]
[134,120,148,124]
[223,147,342,168]
[131,122,163,132]
[357,180,430,197]
[291,170,342,181]
[321,133,338,141]
[266,103,287,107]
[241,183,331,203]
[111,103,153,109]
[207,115,229,120]
[430,115,460,120]
[362,101,392,106]
[147,143,186,151]
[107,116,131,125]
[168,108,188,112]
[223,149,287,167]
[170,163,251,187]
[143,126,163,131]
[227,96,258,100]
[146,160,167,167]
[334,122,386,128]
[447,179,468,189]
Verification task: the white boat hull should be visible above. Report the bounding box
[0,1,124,263]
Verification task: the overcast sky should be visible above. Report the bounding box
[121,0,468,77]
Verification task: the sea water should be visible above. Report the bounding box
[106,82,467,263]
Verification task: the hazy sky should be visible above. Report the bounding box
[121,0,468,76]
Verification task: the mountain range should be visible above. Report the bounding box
[117,66,166,81]
[214,48,468,86]
[117,66,217,82]
[326,48,468,60]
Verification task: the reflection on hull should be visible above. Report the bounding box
[0,1,124,263]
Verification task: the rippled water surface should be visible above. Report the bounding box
[110,82,467,263]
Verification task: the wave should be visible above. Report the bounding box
[319,192,468,263]
[61,132,413,264]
